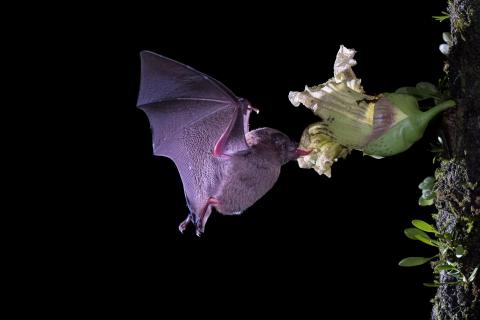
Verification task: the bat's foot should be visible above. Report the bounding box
[178,213,205,236]
[194,217,206,236]
[179,198,218,236]
[178,214,193,233]
[194,197,219,237]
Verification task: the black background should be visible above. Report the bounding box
[51,1,450,317]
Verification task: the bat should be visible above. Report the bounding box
[137,51,309,236]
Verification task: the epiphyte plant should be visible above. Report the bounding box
[289,45,456,177]
[399,217,478,287]
[398,177,478,287]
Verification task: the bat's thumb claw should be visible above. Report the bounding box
[248,105,260,114]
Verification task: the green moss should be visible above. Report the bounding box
[450,2,474,41]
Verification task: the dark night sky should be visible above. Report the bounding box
[71,1,450,317]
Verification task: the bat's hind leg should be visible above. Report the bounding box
[195,197,219,237]
[179,193,195,233]
[178,197,219,236]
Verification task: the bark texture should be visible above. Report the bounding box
[432,0,480,319]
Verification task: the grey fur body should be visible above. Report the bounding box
[214,130,286,214]
[184,128,298,234]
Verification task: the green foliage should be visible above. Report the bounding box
[419,195,435,206]
[412,219,438,234]
[432,11,450,22]
[399,214,476,287]
[404,227,439,247]
[418,176,436,206]
[396,82,443,101]
[423,281,462,287]
[400,173,474,285]
[419,176,435,190]
[399,256,437,267]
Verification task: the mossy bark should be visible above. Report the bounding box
[432,0,480,318]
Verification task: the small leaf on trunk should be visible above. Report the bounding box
[399,256,434,267]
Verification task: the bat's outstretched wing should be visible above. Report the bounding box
[137,51,251,221]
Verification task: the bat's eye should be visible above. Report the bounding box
[271,134,286,146]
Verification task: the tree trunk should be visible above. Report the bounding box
[432,0,480,319]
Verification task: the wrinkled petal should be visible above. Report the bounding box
[334,45,357,81]
[297,123,350,177]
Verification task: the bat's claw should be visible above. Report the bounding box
[179,198,217,236]
[194,215,206,237]
[178,213,204,237]
[248,105,260,114]
[194,197,217,237]
[195,226,204,237]
[178,214,193,233]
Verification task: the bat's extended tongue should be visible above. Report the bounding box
[295,148,312,157]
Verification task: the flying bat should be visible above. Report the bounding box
[137,51,308,236]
